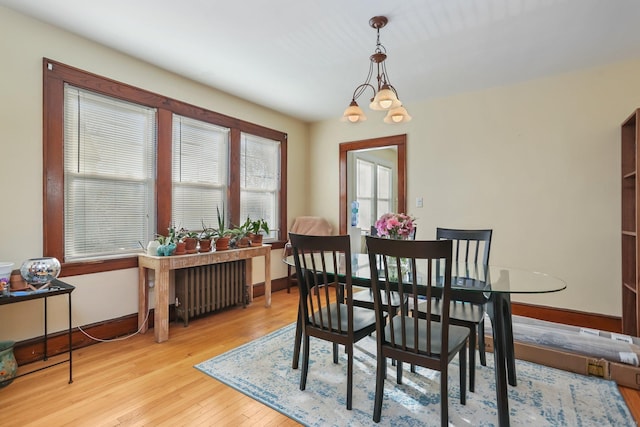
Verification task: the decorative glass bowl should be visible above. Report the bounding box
[20,257,61,289]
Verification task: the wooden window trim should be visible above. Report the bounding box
[43,58,287,277]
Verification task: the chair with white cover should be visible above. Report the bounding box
[284,216,333,293]
[285,217,334,370]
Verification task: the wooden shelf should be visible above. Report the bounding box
[622,108,640,337]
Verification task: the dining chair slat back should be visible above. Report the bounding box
[365,236,469,426]
[417,227,492,393]
[289,233,377,411]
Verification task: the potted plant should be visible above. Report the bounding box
[199,222,216,253]
[213,207,233,251]
[155,225,178,256]
[247,218,269,246]
[230,217,251,248]
[181,229,199,254]
[174,227,188,255]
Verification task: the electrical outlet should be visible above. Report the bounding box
[416,197,423,208]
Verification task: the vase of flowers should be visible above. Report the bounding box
[374,212,416,240]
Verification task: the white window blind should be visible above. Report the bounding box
[240,133,280,239]
[172,115,229,231]
[356,158,374,229]
[356,159,393,229]
[63,84,157,261]
[377,164,392,218]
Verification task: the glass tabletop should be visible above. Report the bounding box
[283,253,566,295]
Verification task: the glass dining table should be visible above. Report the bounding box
[283,253,567,427]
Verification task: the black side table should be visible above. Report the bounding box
[0,278,74,385]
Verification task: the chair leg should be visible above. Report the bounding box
[333,342,339,364]
[459,343,467,406]
[478,318,487,366]
[441,365,449,427]
[300,333,310,391]
[287,265,292,293]
[346,344,353,410]
[468,326,476,393]
[292,309,302,369]
[373,355,386,423]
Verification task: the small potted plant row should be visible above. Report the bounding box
[150,213,269,256]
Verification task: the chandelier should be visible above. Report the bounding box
[342,16,412,124]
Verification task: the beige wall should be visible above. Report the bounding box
[311,58,640,317]
[0,6,310,341]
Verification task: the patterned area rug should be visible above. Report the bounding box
[195,323,635,426]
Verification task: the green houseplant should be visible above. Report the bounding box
[230,217,251,248]
[199,221,216,253]
[181,229,199,254]
[213,207,232,251]
[247,218,269,246]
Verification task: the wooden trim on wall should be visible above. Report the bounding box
[339,134,407,234]
[511,302,622,333]
[42,58,289,275]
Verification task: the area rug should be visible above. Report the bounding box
[195,323,635,426]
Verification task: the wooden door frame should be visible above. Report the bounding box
[339,134,407,234]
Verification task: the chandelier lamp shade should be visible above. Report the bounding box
[342,16,412,124]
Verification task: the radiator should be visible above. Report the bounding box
[175,260,247,326]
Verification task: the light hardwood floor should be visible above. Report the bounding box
[2,288,639,426]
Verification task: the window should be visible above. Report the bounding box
[240,133,280,239]
[63,85,156,261]
[376,164,392,219]
[172,115,229,231]
[43,59,287,275]
[355,156,394,230]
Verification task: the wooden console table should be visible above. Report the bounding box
[138,244,271,343]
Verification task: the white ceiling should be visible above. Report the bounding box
[3,0,640,123]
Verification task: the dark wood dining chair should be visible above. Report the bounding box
[365,236,468,426]
[414,228,492,393]
[289,233,377,410]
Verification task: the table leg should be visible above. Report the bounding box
[44,297,48,360]
[264,248,271,307]
[68,292,73,384]
[154,269,170,343]
[487,293,510,427]
[503,293,517,386]
[138,267,149,334]
[246,259,253,303]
